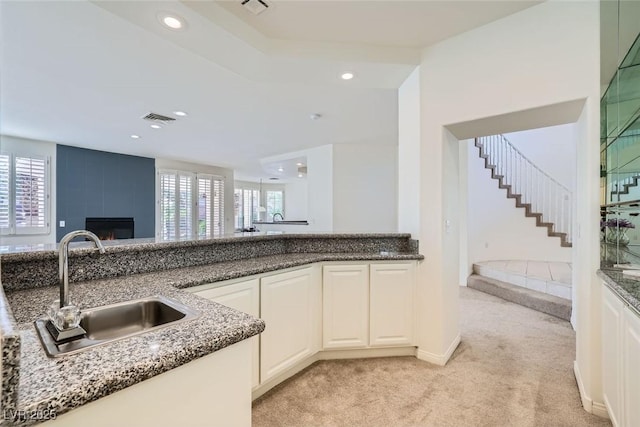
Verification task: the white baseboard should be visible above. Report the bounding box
[252,347,417,400]
[416,334,461,366]
[592,402,610,419]
[573,361,610,419]
[320,346,416,360]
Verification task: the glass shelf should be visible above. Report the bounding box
[621,33,640,69]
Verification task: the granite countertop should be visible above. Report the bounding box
[598,268,640,315]
[3,250,423,425]
[5,273,264,425]
[0,232,412,258]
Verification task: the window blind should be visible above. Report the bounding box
[0,154,49,235]
[160,171,224,240]
[213,178,224,236]
[178,174,192,239]
[0,155,10,230]
[160,173,176,240]
[15,156,47,229]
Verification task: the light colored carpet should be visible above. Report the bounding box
[467,274,572,321]
[252,287,610,427]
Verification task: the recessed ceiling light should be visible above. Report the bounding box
[298,173,303,178]
[277,167,284,172]
[159,13,186,30]
[341,72,354,80]
[150,124,162,129]
[174,111,187,117]
[296,162,303,166]
[130,134,140,139]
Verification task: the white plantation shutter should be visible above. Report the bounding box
[213,178,224,236]
[0,155,10,230]
[159,170,224,240]
[196,175,225,238]
[178,174,192,239]
[197,177,212,238]
[15,157,46,229]
[160,173,176,240]
[0,154,49,235]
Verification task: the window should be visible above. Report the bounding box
[266,190,284,221]
[234,188,260,229]
[158,170,224,240]
[0,153,50,235]
[197,175,225,237]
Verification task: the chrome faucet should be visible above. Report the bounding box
[273,213,284,222]
[47,230,106,341]
[59,230,105,307]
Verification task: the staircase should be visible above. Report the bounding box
[610,172,640,197]
[475,135,573,248]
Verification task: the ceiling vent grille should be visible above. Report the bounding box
[241,0,269,15]
[142,112,176,123]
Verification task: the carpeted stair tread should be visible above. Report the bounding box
[467,274,571,321]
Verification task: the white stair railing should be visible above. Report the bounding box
[476,134,573,245]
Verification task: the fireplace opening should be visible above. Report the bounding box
[85,217,134,240]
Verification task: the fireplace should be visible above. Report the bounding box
[85,217,134,240]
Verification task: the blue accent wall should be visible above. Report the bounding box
[56,145,155,241]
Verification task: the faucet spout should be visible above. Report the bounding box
[58,230,105,308]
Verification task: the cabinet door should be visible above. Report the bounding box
[602,286,624,427]
[323,264,369,349]
[369,263,415,347]
[624,307,640,427]
[195,278,260,389]
[260,267,318,382]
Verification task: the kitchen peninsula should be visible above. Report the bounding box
[0,233,422,426]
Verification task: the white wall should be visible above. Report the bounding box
[467,124,575,268]
[398,2,601,406]
[504,123,577,189]
[155,158,235,234]
[332,143,397,232]
[305,145,333,232]
[284,179,308,220]
[0,135,57,245]
[398,67,421,234]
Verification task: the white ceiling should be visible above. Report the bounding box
[214,0,541,48]
[0,0,540,181]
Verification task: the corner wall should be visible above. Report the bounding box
[398,2,601,404]
[332,143,397,232]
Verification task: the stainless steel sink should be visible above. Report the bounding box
[35,296,200,357]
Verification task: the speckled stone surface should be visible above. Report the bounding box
[0,284,21,421]
[598,268,640,315]
[4,274,265,426]
[0,233,423,426]
[0,233,416,291]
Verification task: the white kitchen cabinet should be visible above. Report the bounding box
[193,278,260,389]
[602,284,640,427]
[260,267,320,383]
[369,263,415,347]
[623,306,640,427]
[322,264,369,349]
[43,339,252,427]
[602,285,624,427]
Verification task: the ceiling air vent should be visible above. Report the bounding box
[142,112,176,124]
[241,0,269,15]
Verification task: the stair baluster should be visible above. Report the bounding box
[475,135,572,248]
